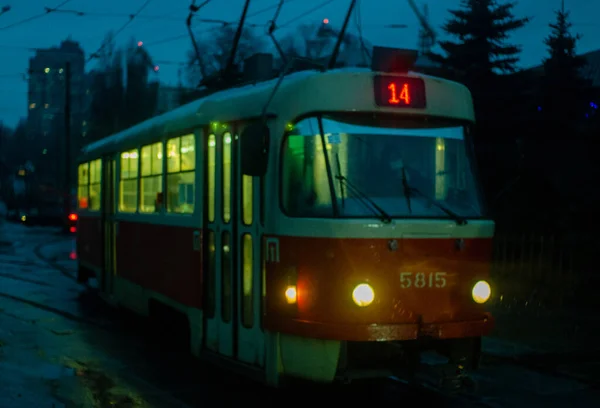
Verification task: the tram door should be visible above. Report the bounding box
[101,156,117,296]
[203,125,264,365]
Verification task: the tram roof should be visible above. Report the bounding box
[79,67,474,160]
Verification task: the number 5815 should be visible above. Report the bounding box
[400,272,447,289]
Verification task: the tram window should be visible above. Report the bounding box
[77,163,89,210]
[221,231,232,323]
[167,134,196,214]
[89,159,102,211]
[119,149,138,213]
[222,132,232,223]
[181,134,195,171]
[207,134,216,221]
[167,137,180,173]
[242,234,253,328]
[205,230,216,318]
[242,175,252,225]
[140,142,163,213]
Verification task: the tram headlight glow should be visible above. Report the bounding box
[285,285,297,304]
[352,283,375,307]
[472,280,491,304]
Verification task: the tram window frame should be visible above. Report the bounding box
[88,159,102,211]
[77,159,102,211]
[221,231,232,323]
[77,162,90,210]
[222,131,233,223]
[205,230,216,318]
[207,133,216,222]
[119,149,139,213]
[139,142,163,214]
[166,134,196,215]
[241,233,254,328]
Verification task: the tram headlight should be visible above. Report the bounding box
[285,285,297,304]
[472,280,491,304]
[352,283,375,307]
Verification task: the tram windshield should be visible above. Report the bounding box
[281,115,484,220]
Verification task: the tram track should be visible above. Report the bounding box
[0,236,108,330]
[32,236,80,283]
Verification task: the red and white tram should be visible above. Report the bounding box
[76,50,494,388]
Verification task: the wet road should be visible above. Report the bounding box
[1,222,599,407]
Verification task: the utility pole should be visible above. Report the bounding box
[63,62,71,220]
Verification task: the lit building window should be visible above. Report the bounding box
[82,120,87,126]
[44,103,49,109]
[29,103,36,109]
[44,68,50,73]
[42,149,47,154]
[59,68,63,74]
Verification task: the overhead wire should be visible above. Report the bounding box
[277,0,338,28]
[354,0,371,61]
[39,9,184,22]
[0,0,342,87]
[0,0,72,31]
[87,0,154,61]
[144,0,320,48]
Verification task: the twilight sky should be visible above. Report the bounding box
[0,0,598,128]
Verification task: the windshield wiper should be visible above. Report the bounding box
[335,174,392,224]
[410,187,467,225]
[399,164,467,226]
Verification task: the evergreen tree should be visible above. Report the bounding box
[540,6,590,128]
[428,0,530,133]
[430,0,529,84]
[428,1,530,217]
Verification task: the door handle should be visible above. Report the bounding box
[193,230,201,251]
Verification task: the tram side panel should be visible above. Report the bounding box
[114,220,202,307]
[133,221,203,309]
[77,214,103,273]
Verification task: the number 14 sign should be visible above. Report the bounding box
[373,75,426,109]
[400,272,447,289]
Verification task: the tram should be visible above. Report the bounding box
[75,47,494,388]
